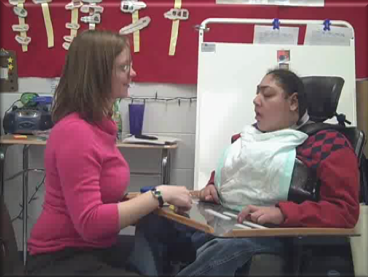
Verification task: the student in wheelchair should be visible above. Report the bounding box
[127,69,363,276]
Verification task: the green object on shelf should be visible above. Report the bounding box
[20,92,38,107]
[112,99,123,140]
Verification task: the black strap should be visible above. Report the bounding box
[360,153,368,204]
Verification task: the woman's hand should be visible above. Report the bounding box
[237,205,285,226]
[199,184,220,204]
[157,185,192,211]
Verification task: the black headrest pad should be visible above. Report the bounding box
[301,76,345,122]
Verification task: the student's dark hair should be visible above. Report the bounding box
[266,68,307,120]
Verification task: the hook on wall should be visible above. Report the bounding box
[124,93,197,106]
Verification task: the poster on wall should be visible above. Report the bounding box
[0,48,18,92]
[216,0,324,7]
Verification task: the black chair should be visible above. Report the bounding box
[245,76,367,277]
[302,76,346,125]
[1,196,25,276]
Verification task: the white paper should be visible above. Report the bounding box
[0,67,9,80]
[50,77,60,93]
[253,25,299,45]
[304,25,352,46]
[216,0,324,7]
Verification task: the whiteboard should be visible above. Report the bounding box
[194,19,356,190]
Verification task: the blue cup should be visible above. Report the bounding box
[129,104,145,136]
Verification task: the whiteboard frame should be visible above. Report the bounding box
[194,18,356,190]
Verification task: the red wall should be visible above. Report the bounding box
[0,0,367,84]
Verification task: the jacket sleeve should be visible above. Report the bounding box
[206,171,216,186]
[278,147,360,228]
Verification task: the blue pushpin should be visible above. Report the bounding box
[323,19,331,31]
[272,18,280,30]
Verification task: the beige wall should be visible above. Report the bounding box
[356,79,368,156]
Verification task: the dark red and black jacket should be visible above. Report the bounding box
[206,129,360,228]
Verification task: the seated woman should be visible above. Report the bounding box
[128,69,360,276]
[26,30,193,275]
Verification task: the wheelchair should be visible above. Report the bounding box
[243,76,368,277]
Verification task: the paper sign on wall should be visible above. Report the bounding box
[253,26,299,45]
[0,67,9,80]
[304,25,352,46]
[216,0,324,7]
[277,50,290,70]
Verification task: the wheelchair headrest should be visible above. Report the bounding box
[301,76,345,123]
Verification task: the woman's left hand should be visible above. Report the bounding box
[237,205,285,226]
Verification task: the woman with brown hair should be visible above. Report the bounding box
[26,29,192,275]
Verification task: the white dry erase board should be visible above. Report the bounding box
[194,18,356,190]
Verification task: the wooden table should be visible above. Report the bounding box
[0,134,178,264]
[125,191,359,238]
[154,192,359,238]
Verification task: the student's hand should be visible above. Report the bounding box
[237,205,285,226]
[199,184,220,204]
[158,185,192,211]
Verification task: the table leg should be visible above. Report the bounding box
[161,149,171,185]
[22,145,30,265]
[0,145,8,198]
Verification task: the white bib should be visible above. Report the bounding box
[215,125,308,211]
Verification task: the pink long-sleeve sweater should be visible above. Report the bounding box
[28,113,130,255]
